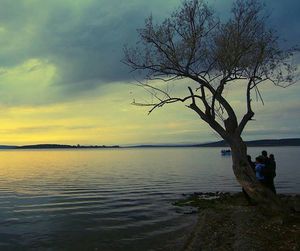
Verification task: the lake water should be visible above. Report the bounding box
[0,147,299,250]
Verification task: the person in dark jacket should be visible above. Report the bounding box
[261,150,270,166]
[267,154,277,194]
[258,150,276,194]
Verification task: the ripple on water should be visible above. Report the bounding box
[0,147,299,250]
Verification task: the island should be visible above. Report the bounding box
[0,144,120,149]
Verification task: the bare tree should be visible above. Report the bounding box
[123,0,298,209]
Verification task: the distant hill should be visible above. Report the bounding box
[196,138,300,147]
[0,145,17,149]
[17,144,75,149]
[129,138,300,148]
[17,144,120,149]
[0,144,120,149]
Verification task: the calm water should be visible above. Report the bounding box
[0,147,299,250]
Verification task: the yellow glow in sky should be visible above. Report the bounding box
[0,0,299,145]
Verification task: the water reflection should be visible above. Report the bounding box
[0,147,299,250]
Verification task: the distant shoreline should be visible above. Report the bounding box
[0,138,299,149]
[0,144,120,150]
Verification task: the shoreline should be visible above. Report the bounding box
[1,138,300,149]
[174,192,300,251]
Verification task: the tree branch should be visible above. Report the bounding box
[237,78,255,135]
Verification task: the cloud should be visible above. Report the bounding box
[0,125,61,134]
[264,0,300,47]
[0,58,59,106]
[0,0,299,144]
[244,127,300,140]
[0,0,298,98]
[0,0,182,97]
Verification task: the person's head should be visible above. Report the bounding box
[256,157,262,163]
[262,150,268,157]
[269,154,275,160]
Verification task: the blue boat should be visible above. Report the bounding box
[221,149,231,156]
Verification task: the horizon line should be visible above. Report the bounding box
[1,137,300,148]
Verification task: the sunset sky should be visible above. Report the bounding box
[0,0,299,146]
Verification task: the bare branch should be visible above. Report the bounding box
[123,0,298,139]
[237,78,255,135]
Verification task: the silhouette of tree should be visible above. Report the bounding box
[123,0,298,209]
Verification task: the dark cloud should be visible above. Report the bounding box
[265,0,300,46]
[0,0,180,92]
[0,0,299,97]
[213,0,300,46]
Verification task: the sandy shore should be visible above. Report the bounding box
[174,192,300,251]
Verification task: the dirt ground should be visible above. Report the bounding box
[174,192,300,251]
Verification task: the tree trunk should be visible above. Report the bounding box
[228,136,284,213]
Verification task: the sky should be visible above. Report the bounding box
[0,0,299,146]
